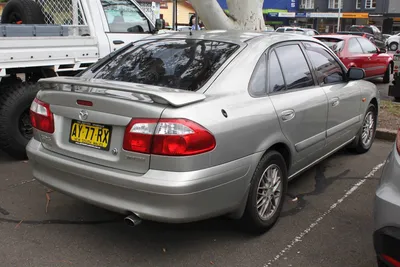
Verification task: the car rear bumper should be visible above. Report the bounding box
[374,145,400,264]
[27,138,257,223]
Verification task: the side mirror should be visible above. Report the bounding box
[347,67,365,80]
[155,19,165,30]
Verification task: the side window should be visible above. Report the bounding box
[356,37,378,53]
[303,42,344,85]
[348,38,364,54]
[276,28,284,32]
[249,54,267,97]
[275,44,314,90]
[268,51,286,93]
[102,0,151,33]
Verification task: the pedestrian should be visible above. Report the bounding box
[189,14,201,31]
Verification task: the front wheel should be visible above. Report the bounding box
[383,63,392,84]
[351,104,377,154]
[390,42,399,51]
[241,151,288,234]
[0,83,40,160]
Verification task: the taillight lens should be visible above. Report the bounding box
[30,98,55,133]
[123,118,216,156]
[396,128,400,155]
[382,254,400,267]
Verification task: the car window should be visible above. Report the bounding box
[315,38,345,53]
[275,44,314,90]
[348,38,364,54]
[356,37,378,53]
[286,28,294,32]
[303,42,344,85]
[268,51,286,93]
[82,39,239,91]
[101,0,151,33]
[249,54,267,97]
[276,28,285,32]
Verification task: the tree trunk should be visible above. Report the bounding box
[189,0,265,31]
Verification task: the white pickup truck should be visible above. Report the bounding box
[0,0,167,159]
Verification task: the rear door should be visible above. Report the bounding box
[346,37,371,74]
[267,43,329,172]
[99,0,152,52]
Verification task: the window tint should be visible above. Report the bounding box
[275,45,314,90]
[357,37,378,53]
[276,28,285,32]
[303,42,344,85]
[348,38,364,54]
[249,54,267,96]
[286,28,294,32]
[268,51,286,93]
[102,0,151,33]
[83,39,239,91]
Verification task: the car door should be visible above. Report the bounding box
[302,41,362,150]
[345,37,370,73]
[357,37,387,76]
[99,0,152,52]
[267,43,329,174]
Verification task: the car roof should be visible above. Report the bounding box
[315,34,361,40]
[147,30,317,45]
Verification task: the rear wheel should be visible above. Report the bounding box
[0,83,40,160]
[241,151,287,234]
[383,63,392,84]
[390,42,399,51]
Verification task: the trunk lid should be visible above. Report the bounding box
[36,77,206,174]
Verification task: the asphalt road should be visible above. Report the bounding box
[0,140,394,267]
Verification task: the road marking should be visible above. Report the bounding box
[264,161,386,266]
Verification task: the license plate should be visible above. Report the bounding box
[69,120,112,151]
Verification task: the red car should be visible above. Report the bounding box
[315,35,393,83]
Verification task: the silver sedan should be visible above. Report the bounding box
[27,30,379,233]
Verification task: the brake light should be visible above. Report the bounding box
[30,98,54,133]
[396,128,400,155]
[123,118,216,156]
[382,254,400,267]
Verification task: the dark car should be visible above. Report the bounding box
[345,25,385,49]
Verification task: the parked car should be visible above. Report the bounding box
[386,33,400,51]
[345,25,386,50]
[275,26,319,36]
[374,129,400,267]
[315,35,393,83]
[27,31,379,233]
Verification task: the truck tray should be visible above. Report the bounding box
[1,24,69,37]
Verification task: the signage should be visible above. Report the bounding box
[287,0,299,12]
[308,12,340,18]
[342,13,369,19]
[279,12,296,18]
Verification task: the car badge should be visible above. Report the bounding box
[79,110,89,121]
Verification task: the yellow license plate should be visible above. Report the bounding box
[69,120,112,151]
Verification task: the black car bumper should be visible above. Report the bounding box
[374,227,400,266]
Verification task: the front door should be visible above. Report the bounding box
[302,41,362,149]
[100,0,152,52]
[267,43,329,176]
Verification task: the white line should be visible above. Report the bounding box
[264,161,386,266]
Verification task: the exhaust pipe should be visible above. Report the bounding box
[124,213,142,227]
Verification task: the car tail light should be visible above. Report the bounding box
[30,98,54,133]
[123,118,216,156]
[396,128,400,155]
[382,254,400,267]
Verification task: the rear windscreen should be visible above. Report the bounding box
[81,39,239,92]
[349,26,373,34]
[315,38,345,53]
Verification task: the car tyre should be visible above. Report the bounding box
[389,42,399,51]
[383,63,392,84]
[0,82,40,160]
[395,97,400,102]
[377,256,388,267]
[351,104,377,154]
[241,151,288,234]
[0,0,45,24]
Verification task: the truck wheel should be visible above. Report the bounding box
[0,83,40,160]
[383,64,392,84]
[389,42,399,51]
[0,0,45,24]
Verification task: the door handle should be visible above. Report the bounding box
[113,40,125,45]
[281,110,295,122]
[331,98,340,107]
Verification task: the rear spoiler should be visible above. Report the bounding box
[38,76,206,107]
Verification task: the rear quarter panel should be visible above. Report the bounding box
[151,39,293,172]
